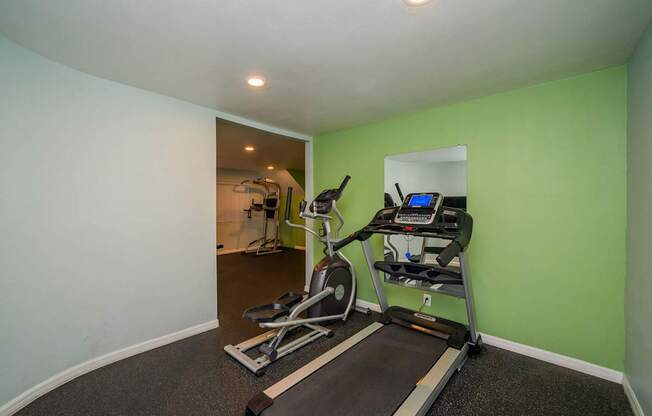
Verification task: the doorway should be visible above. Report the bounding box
[216,118,308,340]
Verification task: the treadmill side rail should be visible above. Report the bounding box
[263,322,384,399]
[394,345,467,416]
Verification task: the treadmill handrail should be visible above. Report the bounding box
[332,206,472,267]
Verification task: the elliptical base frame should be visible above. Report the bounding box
[244,238,284,256]
[225,323,332,376]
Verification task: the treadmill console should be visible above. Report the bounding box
[395,193,443,225]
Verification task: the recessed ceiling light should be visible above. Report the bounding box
[403,0,432,5]
[266,165,274,170]
[247,77,265,87]
[244,145,255,152]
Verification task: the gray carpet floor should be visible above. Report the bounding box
[16,250,632,416]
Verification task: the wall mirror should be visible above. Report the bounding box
[383,145,467,268]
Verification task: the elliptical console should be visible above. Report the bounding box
[309,175,350,215]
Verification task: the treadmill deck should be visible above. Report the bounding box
[261,323,449,416]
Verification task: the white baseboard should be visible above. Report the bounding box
[355,298,382,313]
[0,320,219,416]
[623,375,646,416]
[479,333,623,383]
[352,298,623,384]
[217,248,245,255]
[292,246,306,251]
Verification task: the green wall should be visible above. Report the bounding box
[314,67,627,370]
[626,21,652,412]
[287,168,306,190]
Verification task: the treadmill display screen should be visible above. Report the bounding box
[408,194,433,208]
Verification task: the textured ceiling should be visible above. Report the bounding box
[1,0,651,135]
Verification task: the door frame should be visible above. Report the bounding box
[214,112,314,295]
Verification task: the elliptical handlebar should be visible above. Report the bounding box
[284,186,323,242]
[285,187,293,221]
[284,187,314,221]
[335,175,351,199]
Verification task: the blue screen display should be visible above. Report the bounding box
[408,194,433,207]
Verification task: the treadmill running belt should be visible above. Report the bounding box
[262,324,449,416]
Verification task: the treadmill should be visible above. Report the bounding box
[246,192,482,416]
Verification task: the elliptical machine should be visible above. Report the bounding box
[224,175,366,376]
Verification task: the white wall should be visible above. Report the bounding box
[0,37,217,408]
[384,159,467,260]
[216,168,265,252]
